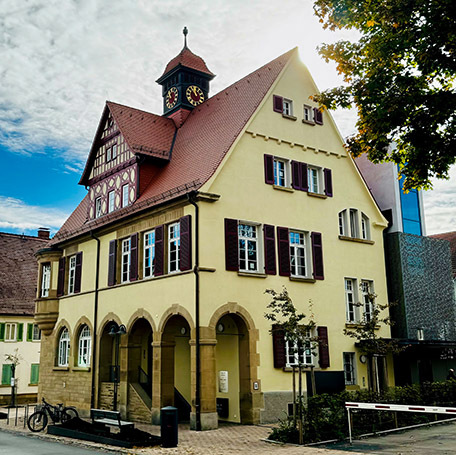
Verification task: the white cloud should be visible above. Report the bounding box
[0,196,69,233]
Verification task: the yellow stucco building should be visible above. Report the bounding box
[35,42,393,430]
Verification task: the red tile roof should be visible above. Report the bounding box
[430,231,456,277]
[51,48,296,245]
[159,46,215,80]
[0,232,48,315]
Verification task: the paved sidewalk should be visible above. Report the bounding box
[0,407,363,455]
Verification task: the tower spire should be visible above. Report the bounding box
[183,26,188,48]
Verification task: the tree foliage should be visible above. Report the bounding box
[313,0,456,190]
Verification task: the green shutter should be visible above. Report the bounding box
[17,323,23,342]
[1,364,12,385]
[27,323,33,342]
[30,364,39,385]
[0,323,5,342]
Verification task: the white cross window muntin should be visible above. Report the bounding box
[41,263,51,298]
[144,230,156,278]
[345,278,357,323]
[121,238,131,283]
[238,224,258,272]
[78,325,91,367]
[290,231,308,277]
[361,280,374,322]
[168,223,180,273]
[273,159,287,187]
[343,352,356,385]
[68,255,76,294]
[58,328,70,367]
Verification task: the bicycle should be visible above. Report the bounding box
[27,398,79,432]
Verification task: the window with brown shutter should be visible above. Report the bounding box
[74,252,83,293]
[57,257,66,297]
[154,225,164,276]
[108,240,117,286]
[180,215,192,271]
[225,218,239,271]
[300,162,308,191]
[291,160,301,190]
[264,155,274,185]
[311,232,324,280]
[273,95,283,113]
[324,168,333,197]
[317,326,330,368]
[263,224,276,275]
[277,227,291,277]
[129,233,139,281]
[272,324,286,368]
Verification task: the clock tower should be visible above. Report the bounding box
[156,28,215,126]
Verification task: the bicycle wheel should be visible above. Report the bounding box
[27,411,48,432]
[61,407,79,422]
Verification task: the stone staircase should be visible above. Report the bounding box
[127,383,152,423]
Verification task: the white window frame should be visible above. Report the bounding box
[238,222,261,273]
[349,209,359,238]
[338,210,347,236]
[41,263,51,298]
[289,230,310,278]
[95,197,102,218]
[361,280,374,322]
[308,166,322,194]
[283,98,293,116]
[303,104,314,123]
[78,325,91,367]
[58,328,70,367]
[285,330,316,367]
[106,146,112,162]
[144,230,156,278]
[5,323,17,342]
[345,278,358,323]
[122,184,129,208]
[68,255,76,294]
[168,222,180,274]
[361,213,370,240]
[112,143,117,160]
[273,157,289,187]
[32,324,41,341]
[343,352,356,385]
[108,191,115,213]
[121,238,131,283]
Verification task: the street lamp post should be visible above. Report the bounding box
[108,324,126,411]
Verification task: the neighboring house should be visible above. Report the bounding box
[356,155,456,384]
[34,39,393,429]
[0,230,49,405]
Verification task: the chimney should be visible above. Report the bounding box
[37,227,50,240]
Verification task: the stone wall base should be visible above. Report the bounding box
[259,391,307,424]
[190,411,218,430]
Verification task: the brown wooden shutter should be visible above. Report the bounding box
[273,95,283,113]
[154,225,164,277]
[225,218,239,271]
[57,257,66,297]
[300,162,308,191]
[311,232,324,280]
[108,240,117,286]
[129,233,139,281]
[277,227,290,277]
[291,160,301,190]
[74,252,83,293]
[264,155,274,185]
[324,168,333,197]
[272,324,286,368]
[314,107,323,125]
[180,215,192,271]
[317,326,330,368]
[263,224,276,275]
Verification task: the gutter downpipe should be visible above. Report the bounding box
[90,230,101,410]
[187,191,201,431]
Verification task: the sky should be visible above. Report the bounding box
[0,0,454,236]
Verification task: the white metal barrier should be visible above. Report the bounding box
[345,401,456,443]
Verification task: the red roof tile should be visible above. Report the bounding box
[0,232,48,315]
[51,48,296,244]
[159,46,215,80]
[430,231,456,277]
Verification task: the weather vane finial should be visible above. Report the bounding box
[183,26,188,48]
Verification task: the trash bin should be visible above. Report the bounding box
[161,406,178,448]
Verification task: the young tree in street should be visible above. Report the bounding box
[313,0,456,190]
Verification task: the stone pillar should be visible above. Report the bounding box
[190,326,218,430]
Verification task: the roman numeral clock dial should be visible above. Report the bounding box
[166,87,178,109]
[186,85,204,106]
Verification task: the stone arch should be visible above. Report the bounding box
[98,312,123,334]
[158,304,195,336]
[126,308,157,334]
[209,302,258,339]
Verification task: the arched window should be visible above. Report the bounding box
[58,328,70,366]
[78,325,91,367]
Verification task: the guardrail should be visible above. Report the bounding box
[345,401,456,443]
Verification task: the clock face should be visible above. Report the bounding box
[186,85,204,106]
[166,87,178,109]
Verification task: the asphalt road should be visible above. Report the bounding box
[0,431,108,455]
[322,421,456,454]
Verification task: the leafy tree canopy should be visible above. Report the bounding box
[313,0,456,190]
